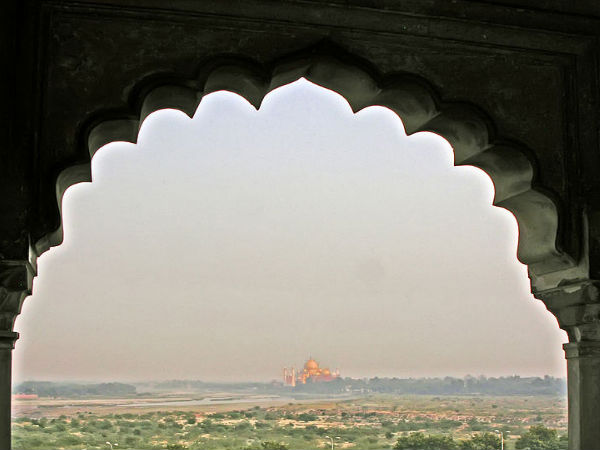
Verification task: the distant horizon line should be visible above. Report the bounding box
[13,374,567,385]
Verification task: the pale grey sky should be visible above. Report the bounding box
[13,79,567,382]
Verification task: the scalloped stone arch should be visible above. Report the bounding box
[37,54,571,289]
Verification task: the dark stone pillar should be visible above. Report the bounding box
[0,260,32,450]
[536,280,600,450]
[0,332,18,450]
[563,342,600,449]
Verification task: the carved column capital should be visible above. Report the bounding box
[0,332,19,350]
[535,279,600,343]
[563,341,600,359]
[0,260,33,335]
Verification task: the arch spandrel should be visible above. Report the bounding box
[35,53,580,293]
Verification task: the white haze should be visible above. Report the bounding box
[13,79,567,382]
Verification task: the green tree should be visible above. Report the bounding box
[460,433,501,450]
[298,413,318,422]
[394,432,457,449]
[515,425,561,450]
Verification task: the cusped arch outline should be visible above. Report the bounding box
[35,53,576,288]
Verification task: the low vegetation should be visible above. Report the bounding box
[12,394,567,449]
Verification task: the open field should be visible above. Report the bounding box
[11,393,567,449]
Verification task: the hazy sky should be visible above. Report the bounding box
[13,79,567,383]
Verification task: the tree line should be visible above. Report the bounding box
[14,375,566,398]
[291,375,566,396]
[13,381,136,397]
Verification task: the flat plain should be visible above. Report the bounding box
[11,393,567,449]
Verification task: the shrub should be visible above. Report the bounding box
[297,413,317,422]
[54,434,82,446]
[460,433,501,450]
[515,425,565,450]
[394,432,457,449]
[261,441,289,449]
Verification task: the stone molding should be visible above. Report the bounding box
[563,341,600,359]
[536,280,600,343]
[0,261,33,334]
[0,332,19,350]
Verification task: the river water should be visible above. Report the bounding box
[120,395,296,408]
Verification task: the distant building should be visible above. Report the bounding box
[283,357,340,386]
[12,394,38,400]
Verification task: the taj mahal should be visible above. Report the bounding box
[283,358,340,387]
